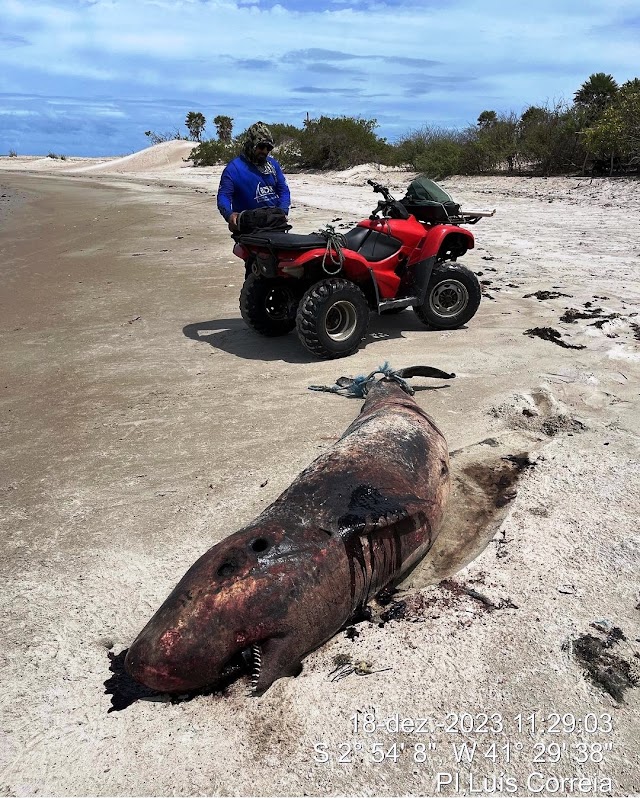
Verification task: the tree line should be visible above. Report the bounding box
[145,73,639,178]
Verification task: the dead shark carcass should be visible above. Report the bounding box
[125,366,454,695]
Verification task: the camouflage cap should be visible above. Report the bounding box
[242,121,275,159]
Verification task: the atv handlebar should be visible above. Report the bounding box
[366,179,411,221]
[366,178,394,202]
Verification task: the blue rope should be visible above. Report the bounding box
[308,362,415,397]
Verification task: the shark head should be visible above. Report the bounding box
[124,520,343,695]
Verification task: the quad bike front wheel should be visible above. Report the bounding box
[240,275,298,337]
[296,278,370,359]
[413,263,481,330]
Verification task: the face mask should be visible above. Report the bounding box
[242,122,274,165]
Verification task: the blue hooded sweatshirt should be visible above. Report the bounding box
[216,155,291,222]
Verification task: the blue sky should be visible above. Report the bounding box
[1,0,638,157]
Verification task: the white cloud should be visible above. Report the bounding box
[0,108,39,116]
[45,98,126,116]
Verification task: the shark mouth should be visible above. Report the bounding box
[106,643,264,712]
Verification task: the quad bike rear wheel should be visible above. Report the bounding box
[240,275,298,336]
[296,278,370,359]
[413,263,481,329]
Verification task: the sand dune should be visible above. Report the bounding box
[68,139,197,173]
[0,140,197,175]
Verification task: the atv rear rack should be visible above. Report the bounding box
[453,208,496,225]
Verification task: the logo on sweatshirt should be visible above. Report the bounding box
[255,183,277,204]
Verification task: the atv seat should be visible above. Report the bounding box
[236,231,328,250]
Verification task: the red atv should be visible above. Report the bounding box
[232,178,493,359]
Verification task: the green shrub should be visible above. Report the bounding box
[413,141,462,180]
[395,126,464,178]
[297,116,389,170]
[265,122,303,146]
[583,79,640,173]
[187,139,241,166]
[513,103,584,174]
[457,132,490,174]
[274,140,302,171]
[47,152,60,159]
[476,114,519,172]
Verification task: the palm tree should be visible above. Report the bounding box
[477,110,497,129]
[573,73,618,115]
[213,115,234,144]
[185,112,206,142]
[621,77,640,93]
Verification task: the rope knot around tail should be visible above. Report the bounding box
[308,362,456,398]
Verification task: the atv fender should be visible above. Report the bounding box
[419,227,474,260]
[412,256,439,303]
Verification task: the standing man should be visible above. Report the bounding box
[216,121,291,233]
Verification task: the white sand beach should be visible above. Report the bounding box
[0,142,638,796]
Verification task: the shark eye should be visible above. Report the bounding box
[217,561,237,577]
[250,537,270,553]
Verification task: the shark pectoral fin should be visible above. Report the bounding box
[336,486,426,540]
[395,366,456,380]
[252,636,303,696]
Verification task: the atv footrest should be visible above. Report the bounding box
[237,232,328,251]
[378,297,418,313]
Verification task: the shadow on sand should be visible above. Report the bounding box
[182,310,439,363]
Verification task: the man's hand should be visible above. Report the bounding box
[228,212,240,232]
